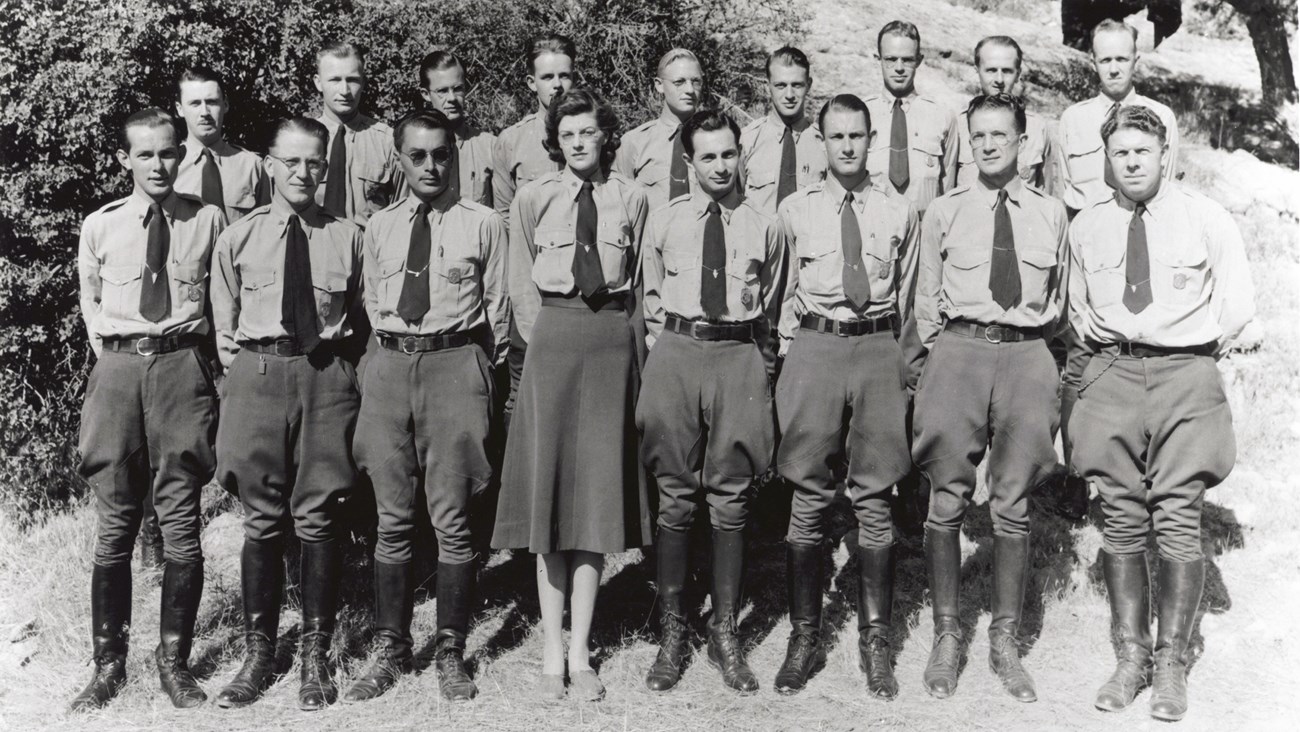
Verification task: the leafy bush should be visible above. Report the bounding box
[0,0,804,524]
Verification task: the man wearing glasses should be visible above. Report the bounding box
[616,48,705,211]
[210,117,366,712]
[345,110,508,703]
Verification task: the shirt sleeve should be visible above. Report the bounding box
[361,222,381,328]
[491,130,515,224]
[1205,204,1256,352]
[253,164,271,208]
[776,201,801,353]
[1162,112,1180,182]
[914,202,946,351]
[345,225,370,351]
[758,213,787,376]
[77,216,103,356]
[940,109,960,195]
[507,186,541,345]
[895,201,922,328]
[211,228,241,369]
[1066,216,1090,347]
[613,133,636,180]
[481,212,511,366]
[1048,201,1071,338]
[640,210,667,350]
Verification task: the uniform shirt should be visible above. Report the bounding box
[954,110,1055,193]
[451,123,496,207]
[507,167,649,344]
[1057,90,1180,211]
[915,176,1070,350]
[78,192,226,355]
[614,110,699,212]
[1068,181,1254,352]
[777,175,920,349]
[642,189,785,348]
[174,138,270,223]
[864,91,959,216]
[211,201,365,368]
[314,113,406,226]
[491,111,561,225]
[362,191,510,364]
[737,112,828,217]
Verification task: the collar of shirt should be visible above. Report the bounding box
[656,109,685,137]
[688,188,740,223]
[974,175,1025,208]
[269,198,328,231]
[182,137,235,164]
[454,122,481,142]
[823,174,872,213]
[127,190,181,222]
[1093,88,1140,108]
[318,112,374,136]
[766,110,811,139]
[561,166,609,199]
[889,88,921,112]
[400,187,458,222]
[1115,180,1172,215]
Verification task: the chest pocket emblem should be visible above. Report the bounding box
[1173,273,1188,289]
[926,156,935,168]
[447,268,463,285]
[878,261,891,279]
[741,289,754,308]
[188,286,203,302]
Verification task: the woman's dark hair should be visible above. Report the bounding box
[543,88,621,169]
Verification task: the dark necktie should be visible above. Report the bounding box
[199,148,224,209]
[1103,102,1120,190]
[889,99,910,192]
[139,202,171,322]
[777,125,798,206]
[572,180,604,298]
[324,125,347,216]
[1123,204,1152,313]
[989,189,1022,310]
[396,203,432,322]
[701,201,727,319]
[670,126,689,201]
[841,191,871,309]
[281,214,321,353]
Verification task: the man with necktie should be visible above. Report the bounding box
[1069,105,1253,722]
[420,51,497,208]
[615,48,705,211]
[638,108,784,695]
[210,117,366,712]
[344,110,508,704]
[72,108,226,712]
[174,66,270,224]
[772,94,919,699]
[912,94,1069,704]
[737,46,828,217]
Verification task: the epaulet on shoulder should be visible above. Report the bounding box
[945,185,972,198]
[534,170,565,186]
[368,118,393,133]
[93,197,131,216]
[737,198,775,223]
[863,93,883,103]
[665,192,692,206]
[785,185,819,204]
[740,116,764,134]
[606,170,636,188]
[455,198,497,218]
[631,119,658,134]
[174,191,205,207]
[376,198,407,216]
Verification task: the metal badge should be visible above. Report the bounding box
[741,289,754,308]
[926,156,935,168]
[188,285,202,302]
[1020,166,1032,180]
[878,261,891,279]
[319,302,332,319]
[447,268,462,284]
[1173,273,1188,289]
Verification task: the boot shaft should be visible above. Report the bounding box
[925,528,962,621]
[159,561,205,651]
[990,535,1030,635]
[1102,550,1152,660]
[856,544,894,636]
[1154,557,1205,662]
[786,543,824,637]
[710,529,746,630]
[300,539,342,635]
[435,560,477,639]
[90,563,133,654]
[373,560,414,644]
[241,538,284,640]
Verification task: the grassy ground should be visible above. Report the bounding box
[3,1,1299,730]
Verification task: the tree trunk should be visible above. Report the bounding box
[1226,0,1299,109]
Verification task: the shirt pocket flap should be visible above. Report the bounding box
[799,235,839,261]
[946,246,989,270]
[599,233,631,249]
[356,159,390,182]
[534,228,574,250]
[240,267,276,290]
[313,272,349,294]
[745,167,776,188]
[100,264,142,285]
[1152,244,1208,268]
[1020,248,1058,270]
[664,251,699,274]
[437,259,476,282]
[1066,139,1104,159]
[912,138,943,157]
[172,262,205,284]
[1084,243,1124,272]
[378,257,405,279]
[227,183,259,210]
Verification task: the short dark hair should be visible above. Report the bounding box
[877,20,921,54]
[966,93,1026,134]
[175,65,226,100]
[817,94,871,133]
[543,88,621,168]
[393,109,454,150]
[681,108,740,157]
[318,40,365,68]
[527,33,577,73]
[973,35,1023,69]
[270,116,330,152]
[418,50,463,89]
[119,108,178,151]
[1091,19,1139,51]
[766,45,810,77]
[1101,104,1167,146]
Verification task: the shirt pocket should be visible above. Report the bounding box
[99,264,142,321]
[1151,241,1208,307]
[171,261,207,316]
[313,272,350,328]
[796,234,841,298]
[862,234,899,303]
[635,156,670,193]
[356,159,394,208]
[226,179,260,212]
[726,251,764,315]
[1081,241,1125,307]
[597,224,633,288]
[531,226,575,292]
[376,257,405,315]
[1064,139,1104,186]
[238,266,278,332]
[942,244,991,310]
[744,167,776,196]
[909,135,944,188]
[662,249,700,311]
[433,257,478,315]
[1017,247,1059,312]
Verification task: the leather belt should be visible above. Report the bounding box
[800,313,897,337]
[542,293,627,311]
[102,333,206,356]
[944,320,1043,343]
[664,314,758,342]
[1104,341,1217,358]
[377,331,474,354]
[239,339,332,357]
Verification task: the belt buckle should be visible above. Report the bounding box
[984,325,1004,344]
[831,319,846,337]
[135,337,159,356]
[400,336,419,354]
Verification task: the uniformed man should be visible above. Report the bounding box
[615,48,705,211]
[344,110,508,704]
[210,117,366,712]
[420,50,496,207]
[954,37,1055,193]
[313,40,404,226]
[737,46,828,217]
[1069,105,1254,722]
[638,108,783,695]
[772,94,919,699]
[174,65,270,222]
[71,108,225,712]
[865,21,959,217]
[912,94,1069,704]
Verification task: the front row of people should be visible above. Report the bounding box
[72,87,1253,723]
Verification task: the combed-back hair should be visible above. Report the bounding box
[966,93,1027,134]
[318,40,365,68]
[766,45,811,77]
[657,48,701,77]
[527,33,577,71]
[543,88,621,168]
[119,107,178,151]
[817,93,871,133]
[1091,19,1139,49]
[877,20,921,54]
[681,107,740,157]
[973,35,1023,69]
[1101,104,1167,146]
[418,50,464,88]
[393,109,454,150]
[270,116,330,152]
[175,65,226,100]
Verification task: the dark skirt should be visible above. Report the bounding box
[491,303,652,554]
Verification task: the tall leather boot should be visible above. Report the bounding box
[773,542,825,695]
[1149,557,1205,722]
[857,544,898,700]
[69,563,131,711]
[156,560,207,708]
[298,539,342,711]
[344,560,414,702]
[988,535,1036,702]
[645,527,691,692]
[706,529,759,693]
[216,538,284,708]
[1094,551,1152,711]
[923,528,963,698]
[434,560,479,701]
